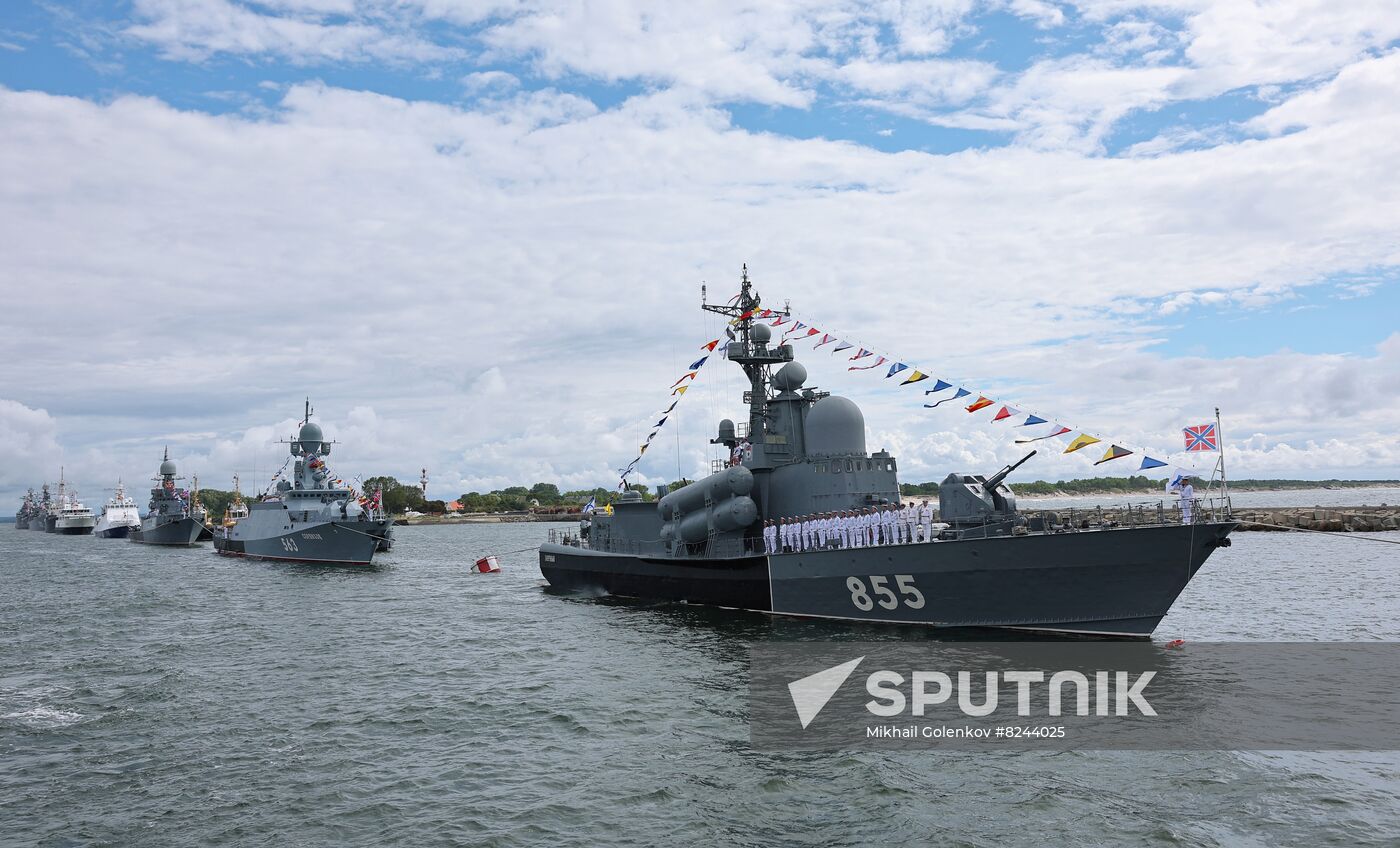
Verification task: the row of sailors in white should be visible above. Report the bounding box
[761,502,936,554]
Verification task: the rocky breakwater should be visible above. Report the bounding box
[1232,506,1400,533]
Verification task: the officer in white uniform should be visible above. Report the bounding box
[919,499,934,542]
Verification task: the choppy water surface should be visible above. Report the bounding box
[2,505,1397,846]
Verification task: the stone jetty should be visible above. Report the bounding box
[1229,506,1399,533]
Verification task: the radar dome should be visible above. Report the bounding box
[805,395,867,455]
[772,361,808,392]
[298,422,324,443]
[749,323,772,344]
[159,459,178,476]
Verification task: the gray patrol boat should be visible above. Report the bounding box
[130,448,205,546]
[213,402,393,566]
[539,269,1237,638]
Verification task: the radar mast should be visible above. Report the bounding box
[700,264,792,443]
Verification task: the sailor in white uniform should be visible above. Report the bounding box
[763,519,776,554]
[1176,481,1194,524]
[919,499,934,542]
[901,502,916,543]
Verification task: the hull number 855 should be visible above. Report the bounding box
[846,575,925,611]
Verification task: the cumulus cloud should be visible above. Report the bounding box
[0,400,64,491]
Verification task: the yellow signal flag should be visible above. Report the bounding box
[966,396,995,413]
[1063,433,1102,454]
[901,370,930,386]
[1094,444,1134,465]
[671,385,688,396]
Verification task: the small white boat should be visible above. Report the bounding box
[94,480,142,539]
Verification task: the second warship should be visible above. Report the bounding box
[214,402,393,566]
[539,269,1237,638]
[129,449,205,546]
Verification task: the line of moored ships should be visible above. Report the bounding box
[12,401,395,566]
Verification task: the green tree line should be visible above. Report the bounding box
[195,475,1399,520]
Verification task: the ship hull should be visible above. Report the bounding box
[130,516,204,546]
[95,525,134,539]
[540,521,1237,638]
[44,515,58,533]
[54,520,96,535]
[214,520,386,566]
[15,517,28,530]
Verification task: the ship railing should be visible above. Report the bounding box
[545,528,765,559]
[1015,497,1232,533]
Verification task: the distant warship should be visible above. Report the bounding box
[539,269,1237,638]
[15,489,37,530]
[214,401,393,565]
[32,484,52,531]
[130,448,205,546]
[94,480,142,539]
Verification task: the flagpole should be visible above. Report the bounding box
[1215,406,1229,506]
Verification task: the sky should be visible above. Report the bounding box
[2,0,1399,507]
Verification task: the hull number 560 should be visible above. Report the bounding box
[847,575,925,611]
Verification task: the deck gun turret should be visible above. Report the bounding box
[938,450,1037,538]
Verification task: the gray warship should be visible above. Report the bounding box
[539,269,1237,638]
[15,489,37,530]
[32,484,52,531]
[129,448,205,546]
[213,402,393,566]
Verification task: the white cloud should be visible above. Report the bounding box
[0,400,64,491]
[126,0,464,64]
[1247,50,1400,136]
